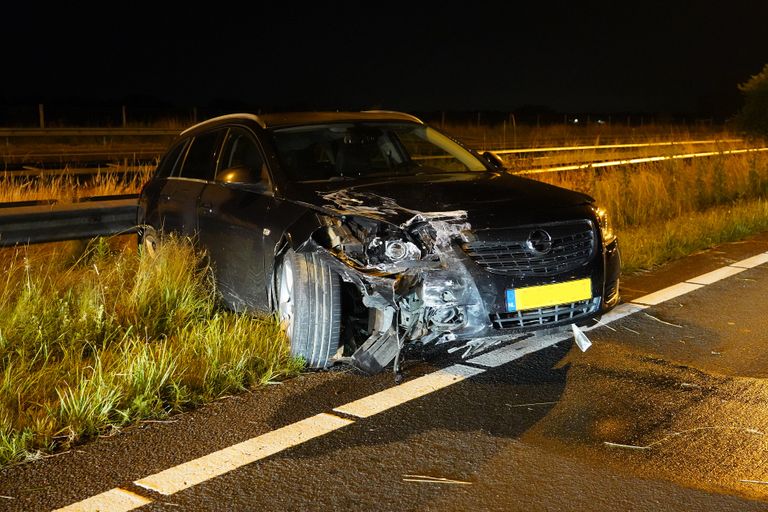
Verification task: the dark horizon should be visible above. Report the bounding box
[2,2,766,123]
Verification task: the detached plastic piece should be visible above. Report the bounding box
[572,323,592,352]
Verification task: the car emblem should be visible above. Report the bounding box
[526,229,553,255]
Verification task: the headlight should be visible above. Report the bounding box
[595,207,616,245]
[384,240,421,262]
[368,237,421,264]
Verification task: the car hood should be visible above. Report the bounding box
[284,171,595,227]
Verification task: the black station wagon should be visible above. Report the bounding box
[137,111,621,373]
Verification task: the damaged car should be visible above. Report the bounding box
[137,111,621,374]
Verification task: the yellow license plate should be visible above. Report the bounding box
[505,278,592,312]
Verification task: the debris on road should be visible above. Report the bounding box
[604,426,764,450]
[642,312,683,328]
[506,401,559,408]
[572,324,592,352]
[402,474,473,485]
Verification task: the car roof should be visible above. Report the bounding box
[180,110,424,135]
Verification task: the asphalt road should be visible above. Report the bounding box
[2,233,768,511]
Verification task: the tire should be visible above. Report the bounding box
[137,225,160,257]
[277,249,341,369]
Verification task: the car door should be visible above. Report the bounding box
[158,129,224,236]
[139,138,189,230]
[197,126,274,313]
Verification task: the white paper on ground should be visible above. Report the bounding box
[572,323,592,352]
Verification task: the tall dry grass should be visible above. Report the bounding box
[0,237,302,467]
[528,151,768,271]
[0,166,153,204]
[438,120,735,150]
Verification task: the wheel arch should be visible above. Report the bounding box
[267,210,330,311]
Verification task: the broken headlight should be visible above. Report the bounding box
[367,237,422,265]
[322,216,424,270]
[595,207,616,245]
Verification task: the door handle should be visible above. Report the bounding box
[160,194,172,201]
[199,202,214,214]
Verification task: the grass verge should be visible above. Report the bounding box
[0,237,303,468]
[619,198,768,273]
[530,151,768,273]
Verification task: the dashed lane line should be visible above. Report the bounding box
[53,487,151,512]
[630,282,704,306]
[686,265,747,286]
[467,332,569,368]
[333,364,484,419]
[53,249,768,511]
[730,253,768,269]
[134,412,353,496]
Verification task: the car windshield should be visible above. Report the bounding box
[269,122,488,182]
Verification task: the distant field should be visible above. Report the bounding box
[0,120,739,159]
[439,120,739,150]
[1,121,750,202]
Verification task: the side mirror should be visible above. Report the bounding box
[482,151,506,170]
[216,164,260,185]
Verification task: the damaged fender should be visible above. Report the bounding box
[297,190,492,374]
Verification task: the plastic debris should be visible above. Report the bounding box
[572,324,592,352]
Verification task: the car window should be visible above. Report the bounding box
[154,139,188,178]
[396,128,482,172]
[221,128,268,174]
[178,130,224,181]
[216,127,271,187]
[270,122,486,182]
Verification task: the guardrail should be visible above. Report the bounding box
[0,128,179,137]
[492,139,744,155]
[1,144,766,247]
[510,147,768,175]
[0,196,139,247]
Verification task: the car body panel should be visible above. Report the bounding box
[138,112,621,373]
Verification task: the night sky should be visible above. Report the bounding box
[2,2,766,118]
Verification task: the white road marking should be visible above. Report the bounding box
[730,252,768,269]
[56,248,768,510]
[630,282,704,306]
[333,364,484,418]
[686,265,747,285]
[53,487,151,512]
[583,303,648,330]
[134,413,353,495]
[468,333,568,367]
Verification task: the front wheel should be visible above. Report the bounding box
[137,225,160,257]
[277,249,341,369]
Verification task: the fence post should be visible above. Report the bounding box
[502,120,506,148]
[511,114,517,148]
[122,105,127,127]
[38,104,45,128]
